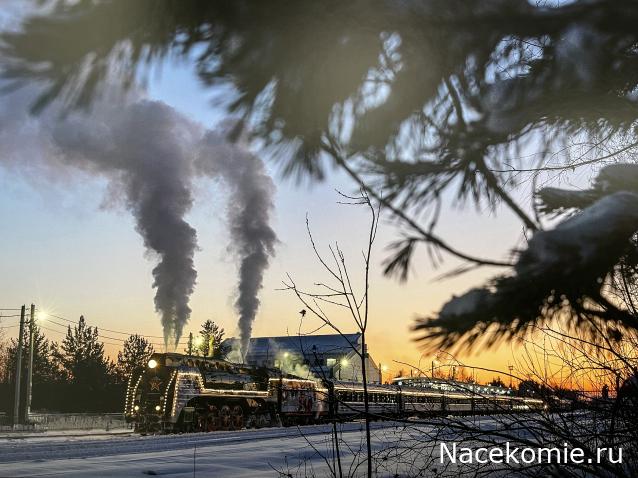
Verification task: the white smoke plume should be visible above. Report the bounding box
[197,128,277,360]
[0,87,276,350]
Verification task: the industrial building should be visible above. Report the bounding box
[222,333,382,383]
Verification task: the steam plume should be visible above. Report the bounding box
[0,88,278,352]
[50,100,201,347]
[0,89,202,347]
[198,129,277,359]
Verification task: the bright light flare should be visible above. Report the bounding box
[148,359,158,369]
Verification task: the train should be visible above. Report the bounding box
[125,352,545,433]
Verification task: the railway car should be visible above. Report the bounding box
[125,352,545,434]
[274,377,329,425]
[333,382,401,418]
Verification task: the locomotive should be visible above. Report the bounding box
[125,352,544,433]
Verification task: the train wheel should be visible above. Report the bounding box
[207,406,219,432]
[195,413,206,432]
[231,405,244,430]
[256,413,270,428]
[220,405,232,430]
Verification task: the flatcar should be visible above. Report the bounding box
[125,352,544,433]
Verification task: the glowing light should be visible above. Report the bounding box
[340,358,348,367]
[382,365,389,372]
[36,311,47,322]
[134,405,140,411]
[194,336,204,347]
[283,352,289,358]
[155,405,161,412]
[148,359,158,369]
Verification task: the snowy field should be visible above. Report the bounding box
[0,421,448,477]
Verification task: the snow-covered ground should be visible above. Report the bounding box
[0,422,440,477]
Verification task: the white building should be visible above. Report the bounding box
[222,333,381,383]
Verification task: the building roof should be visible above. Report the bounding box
[223,333,362,358]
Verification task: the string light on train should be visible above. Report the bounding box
[162,371,177,415]
[124,375,134,414]
[129,375,143,414]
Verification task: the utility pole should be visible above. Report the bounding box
[508,363,514,389]
[25,304,36,423]
[188,332,193,355]
[12,305,25,428]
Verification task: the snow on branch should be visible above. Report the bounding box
[417,190,638,350]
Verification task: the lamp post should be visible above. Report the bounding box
[339,358,348,380]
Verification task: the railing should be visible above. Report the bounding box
[0,412,127,431]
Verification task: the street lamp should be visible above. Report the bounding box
[380,364,389,384]
[339,358,348,380]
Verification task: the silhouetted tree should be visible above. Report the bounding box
[7,324,60,385]
[284,190,379,477]
[196,320,228,359]
[518,379,542,398]
[116,334,153,380]
[55,316,111,384]
[488,376,505,388]
[0,326,8,384]
[53,316,115,410]
[1,324,65,413]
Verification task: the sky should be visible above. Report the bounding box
[0,4,578,384]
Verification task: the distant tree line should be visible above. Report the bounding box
[0,316,227,415]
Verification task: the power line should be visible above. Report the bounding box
[41,318,161,346]
[38,325,124,347]
[4,308,191,347]
[40,315,188,348]
[47,313,187,343]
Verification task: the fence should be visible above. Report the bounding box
[0,412,127,432]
